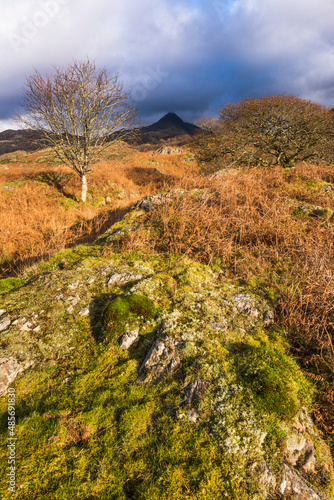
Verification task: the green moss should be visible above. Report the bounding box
[0,245,331,499]
[103,294,157,340]
[0,277,25,294]
[234,343,314,420]
[59,198,78,210]
[91,196,106,207]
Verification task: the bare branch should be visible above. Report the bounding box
[16,58,137,201]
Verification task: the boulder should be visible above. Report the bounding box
[138,335,182,384]
[119,329,139,350]
[0,357,33,395]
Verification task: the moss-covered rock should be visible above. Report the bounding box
[102,294,157,342]
[0,208,333,499]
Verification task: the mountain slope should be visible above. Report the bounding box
[0,129,47,155]
[129,112,201,145]
[0,195,333,499]
[0,113,201,155]
[142,112,200,134]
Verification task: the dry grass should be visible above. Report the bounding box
[1,145,334,447]
[117,163,334,444]
[0,145,194,276]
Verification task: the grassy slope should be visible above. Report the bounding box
[0,145,193,277]
[0,147,334,499]
[0,236,331,499]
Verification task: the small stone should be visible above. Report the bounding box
[20,321,33,332]
[138,335,182,384]
[68,281,81,290]
[119,330,139,350]
[108,272,143,286]
[33,325,41,333]
[78,308,89,317]
[71,296,80,306]
[263,309,274,325]
[0,357,34,395]
[232,293,259,318]
[0,316,11,332]
[208,320,228,332]
[182,380,210,406]
[285,432,307,466]
[302,450,317,474]
[0,309,6,316]
[187,408,200,423]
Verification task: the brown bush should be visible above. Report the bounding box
[119,164,334,446]
[0,147,195,276]
[192,95,334,172]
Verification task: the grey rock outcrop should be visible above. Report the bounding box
[0,357,33,395]
[119,329,139,350]
[138,335,182,384]
[279,465,327,499]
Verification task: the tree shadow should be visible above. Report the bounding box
[0,205,132,278]
[33,171,75,199]
[124,166,176,188]
[89,292,114,343]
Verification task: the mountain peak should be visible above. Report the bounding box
[144,112,199,135]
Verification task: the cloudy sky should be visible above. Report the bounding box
[1,0,334,131]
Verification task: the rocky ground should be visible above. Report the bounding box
[0,198,333,499]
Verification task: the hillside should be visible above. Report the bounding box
[0,113,201,156]
[110,112,202,148]
[0,129,48,156]
[0,216,333,499]
[0,142,334,498]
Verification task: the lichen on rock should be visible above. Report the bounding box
[0,206,333,499]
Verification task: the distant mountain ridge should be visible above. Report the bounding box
[130,112,200,145]
[0,129,48,156]
[141,112,199,134]
[0,113,201,155]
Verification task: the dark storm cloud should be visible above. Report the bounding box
[1,0,334,130]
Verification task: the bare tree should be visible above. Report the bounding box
[17,59,137,202]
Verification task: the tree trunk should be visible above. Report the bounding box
[81,174,88,202]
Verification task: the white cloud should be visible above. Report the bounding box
[1,0,334,126]
[0,119,19,132]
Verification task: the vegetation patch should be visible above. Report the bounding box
[0,246,332,498]
[102,294,157,341]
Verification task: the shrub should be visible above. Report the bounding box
[192,95,334,172]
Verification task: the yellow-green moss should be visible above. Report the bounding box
[0,246,332,499]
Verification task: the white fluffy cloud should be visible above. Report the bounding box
[1,0,334,130]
